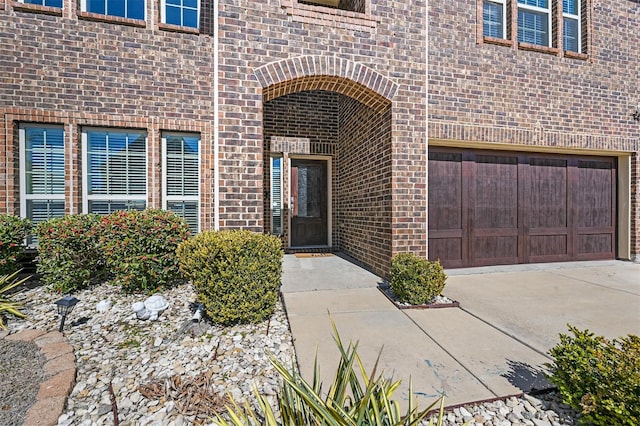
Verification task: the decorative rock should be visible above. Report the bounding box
[7,281,578,426]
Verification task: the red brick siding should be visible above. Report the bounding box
[338,96,392,276]
[429,0,639,260]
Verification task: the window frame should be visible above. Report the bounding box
[82,127,148,214]
[19,0,63,8]
[160,0,200,29]
[483,0,507,40]
[161,132,200,233]
[270,155,283,236]
[517,0,552,48]
[562,0,581,53]
[80,0,146,21]
[19,124,66,245]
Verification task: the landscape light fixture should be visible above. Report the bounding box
[54,296,79,333]
[633,101,640,122]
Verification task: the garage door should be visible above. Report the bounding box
[428,148,617,268]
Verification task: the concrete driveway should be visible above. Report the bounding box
[281,254,640,408]
[444,260,640,354]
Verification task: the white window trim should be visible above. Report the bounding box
[18,0,62,7]
[80,0,146,19]
[270,155,283,235]
[161,132,200,232]
[160,0,200,28]
[82,127,148,214]
[19,124,65,220]
[562,0,581,52]
[518,0,552,47]
[484,0,507,40]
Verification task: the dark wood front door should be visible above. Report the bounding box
[290,159,328,247]
[428,148,616,268]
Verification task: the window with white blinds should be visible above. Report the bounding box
[270,156,283,235]
[162,133,199,233]
[19,125,66,245]
[483,0,506,39]
[562,0,581,52]
[83,128,147,214]
[518,0,551,47]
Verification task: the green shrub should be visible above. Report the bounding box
[99,209,190,293]
[546,325,640,425]
[390,253,446,305]
[216,318,449,426]
[0,215,31,276]
[0,271,28,329]
[177,230,282,326]
[35,214,105,293]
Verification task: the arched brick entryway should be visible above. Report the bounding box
[257,56,397,276]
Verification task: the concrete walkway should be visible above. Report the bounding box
[281,254,640,409]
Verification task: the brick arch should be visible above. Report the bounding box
[254,56,397,112]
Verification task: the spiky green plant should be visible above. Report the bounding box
[0,271,28,329]
[216,319,458,426]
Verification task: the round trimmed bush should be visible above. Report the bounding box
[390,253,446,305]
[177,230,283,326]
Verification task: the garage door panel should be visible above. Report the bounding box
[428,148,616,268]
[429,238,463,267]
[577,160,614,229]
[473,155,518,229]
[428,152,463,230]
[528,235,569,259]
[473,236,518,264]
[528,158,568,229]
[428,151,466,267]
[576,233,614,258]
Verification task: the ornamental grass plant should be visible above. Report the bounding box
[0,271,28,329]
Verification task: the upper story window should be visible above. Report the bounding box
[480,0,587,55]
[518,0,551,47]
[19,125,66,245]
[82,128,147,214]
[563,0,581,52]
[162,0,199,28]
[83,0,145,20]
[162,133,200,233]
[22,0,62,7]
[300,0,365,14]
[483,0,506,39]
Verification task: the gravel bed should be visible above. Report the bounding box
[7,280,294,425]
[0,338,46,426]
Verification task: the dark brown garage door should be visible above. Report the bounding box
[428,148,617,268]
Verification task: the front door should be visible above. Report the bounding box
[290,159,328,247]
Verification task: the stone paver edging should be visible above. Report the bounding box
[3,329,76,426]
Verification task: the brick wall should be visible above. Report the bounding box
[0,0,217,226]
[3,0,426,276]
[337,96,392,276]
[219,0,427,272]
[428,0,640,259]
